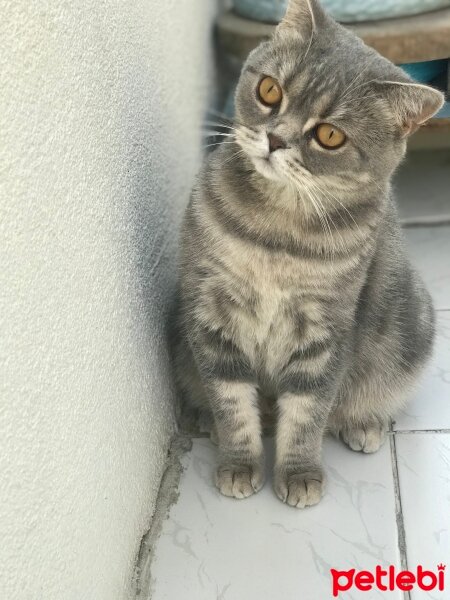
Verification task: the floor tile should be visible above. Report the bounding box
[405,227,450,310]
[150,437,402,600]
[394,311,450,432]
[394,150,450,220]
[395,433,450,600]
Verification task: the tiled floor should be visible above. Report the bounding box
[395,434,450,600]
[149,151,450,600]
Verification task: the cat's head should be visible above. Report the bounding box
[234,0,444,194]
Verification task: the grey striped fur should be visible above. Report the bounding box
[173,0,444,507]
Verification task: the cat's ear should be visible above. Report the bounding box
[375,80,444,137]
[276,0,326,39]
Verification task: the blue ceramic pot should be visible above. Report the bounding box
[400,59,447,83]
[234,0,450,23]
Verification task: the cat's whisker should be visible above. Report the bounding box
[288,155,365,244]
[341,93,380,105]
[306,176,357,241]
[339,55,378,101]
[203,121,236,135]
[206,109,258,135]
[203,141,237,150]
[307,179,347,251]
[287,168,335,253]
[202,130,235,138]
[203,121,237,131]
[338,78,383,108]
[235,127,260,142]
[286,161,346,255]
[338,94,381,112]
[307,184,336,252]
[206,108,232,121]
[221,148,246,166]
[311,197,335,255]
[324,191,362,237]
[311,178,364,238]
[300,20,315,65]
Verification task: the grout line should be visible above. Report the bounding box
[389,425,410,599]
[401,215,450,228]
[436,308,450,312]
[190,429,450,438]
[389,428,450,435]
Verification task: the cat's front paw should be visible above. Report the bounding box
[274,469,324,508]
[215,462,265,499]
[340,424,386,453]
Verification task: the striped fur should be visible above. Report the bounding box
[173,0,442,507]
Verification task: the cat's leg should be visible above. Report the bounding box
[207,379,265,499]
[274,392,331,508]
[331,274,435,453]
[174,334,212,434]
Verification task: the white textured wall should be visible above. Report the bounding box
[0,1,216,599]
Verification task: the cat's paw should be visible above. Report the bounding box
[340,424,386,453]
[215,463,264,499]
[274,470,324,508]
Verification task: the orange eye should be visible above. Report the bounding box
[258,76,283,106]
[315,123,346,149]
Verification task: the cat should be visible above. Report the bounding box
[173,0,444,508]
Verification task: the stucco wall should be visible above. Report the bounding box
[0,1,216,599]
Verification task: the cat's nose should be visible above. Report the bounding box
[267,132,287,153]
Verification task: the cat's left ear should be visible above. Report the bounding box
[276,0,326,40]
[375,80,444,136]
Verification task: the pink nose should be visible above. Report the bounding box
[267,132,287,153]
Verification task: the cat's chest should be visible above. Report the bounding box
[245,287,291,346]
[221,236,336,305]
[235,284,327,374]
[219,247,330,367]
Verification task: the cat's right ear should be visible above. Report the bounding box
[276,0,326,39]
[374,80,444,136]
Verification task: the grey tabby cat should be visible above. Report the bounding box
[173,0,444,508]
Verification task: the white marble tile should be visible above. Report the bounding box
[405,227,450,310]
[394,150,450,220]
[395,433,450,600]
[150,437,402,600]
[395,311,450,432]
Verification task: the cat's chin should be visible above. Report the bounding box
[251,156,284,183]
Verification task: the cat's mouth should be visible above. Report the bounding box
[234,126,287,182]
[251,154,284,182]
